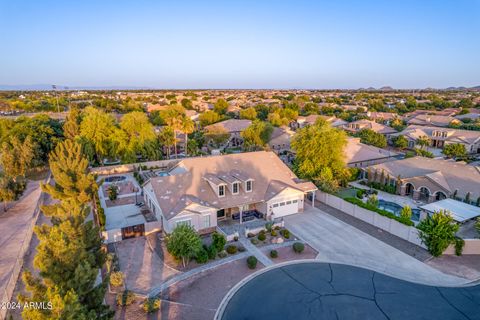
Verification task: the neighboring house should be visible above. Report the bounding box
[455,113,480,121]
[186,109,199,121]
[403,109,460,119]
[342,119,397,135]
[365,111,399,124]
[268,127,295,153]
[142,152,317,234]
[205,119,252,148]
[364,157,480,203]
[291,115,347,130]
[391,125,480,154]
[406,114,460,127]
[344,138,399,168]
[420,199,480,223]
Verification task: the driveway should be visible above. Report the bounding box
[284,205,470,286]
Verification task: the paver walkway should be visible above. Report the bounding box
[239,237,273,267]
[284,205,470,287]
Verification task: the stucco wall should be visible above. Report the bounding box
[444,239,480,255]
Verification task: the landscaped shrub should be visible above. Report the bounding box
[218,250,228,258]
[270,250,278,258]
[247,232,255,238]
[356,189,365,199]
[233,235,239,241]
[207,245,217,260]
[271,230,277,236]
[226,245,238,254]
[110,271,124,287]
[250,238,259,245]
[281,229,290,239]
[116,290,135,306]
[195,247,208,263]
[455,237,465,256]
[265,222,273,232]
[417,210,459,257]
[258,233,266,241]
[237,246,246,252]
[247,256,258,269]
[293,242,305,253]
[211,232,227,252]
[106,253,119,273]
[108,184,119,201]
[344,197,414,227]
[274,225,281,230]
[143,298,160,313]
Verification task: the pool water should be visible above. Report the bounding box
[377,199,420,221]
[105,176,126,183]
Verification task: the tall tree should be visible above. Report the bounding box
[158,126,176,159]
[180,116,195,157]
[79,107,116,164]
[63,107,82,140]
[119,111,158,161]
[213,99,228,114]
[0,135,34,180]
[241,120,273,151]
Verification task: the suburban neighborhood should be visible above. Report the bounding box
[1,1,479,319]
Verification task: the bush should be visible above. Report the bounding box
[110,271,124,287]
[258,233,266,241]
[250,238,259,245]
[247,256,258,269]
[226,245,238,254]
[143,298,160,313]
[274,226,281,230]
[270,250,278,258]
[108,184,119,201]
[207,245,217,260]
[271,230,277,236]
[293,242,305,253]
[265,222,273,232]
[233,235,239,241]
[211,232,227,252]
[281,229,290,239]
[116,290,135,306]
[218,250,228,258]
[195,248,208,263]
[356,189,365,199]
[454,237,465,256]
[417,210,459,257]
[238,246,246,252]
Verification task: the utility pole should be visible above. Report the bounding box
[52,84,60,113]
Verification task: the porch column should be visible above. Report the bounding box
[311,191,316,208]
[239,206,243,224]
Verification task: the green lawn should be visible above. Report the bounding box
[335,188,357,199]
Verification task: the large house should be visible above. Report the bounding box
[344,138,399,168]
[391,125,480,153]
[364,157,480,203]
[342,119,397,136]
[205,119,252,148]
[268,127,295,154]
[292,115,347,130]
[142,152,317,233]
[406,114,460,127]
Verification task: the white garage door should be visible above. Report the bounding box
[272,199,299,218]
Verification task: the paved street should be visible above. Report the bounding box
[0,181,42,303]
[284,205,470,286]
[220,262,480,320]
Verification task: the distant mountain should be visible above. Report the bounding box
[379,86,394,91]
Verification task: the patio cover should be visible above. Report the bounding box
[420,199,480,223]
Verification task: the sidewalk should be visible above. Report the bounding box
[239,237,273,267]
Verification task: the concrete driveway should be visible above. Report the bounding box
[284,205,470,286]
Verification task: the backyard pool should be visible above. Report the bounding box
[378,199,420,221]
[105,175,127,183]
[156,171,169,177]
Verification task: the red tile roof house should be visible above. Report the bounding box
[342,119,397,136]
[142,152,317,234]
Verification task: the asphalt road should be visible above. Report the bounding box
[220,262,480,320]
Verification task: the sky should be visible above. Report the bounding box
[0,0,479,89]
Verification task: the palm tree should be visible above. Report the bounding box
[416,136,430,150]
[181,116,195,157]
[158,126,176,159]
[165,117,182,158]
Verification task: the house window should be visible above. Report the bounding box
[280,202,285,206]
[176,219,192,227]
[273,203,279,208]
[218,185,225,197]
[203,215,210,228]
[232,182,240,194]
[246,180,253,192]
[286,201,292,205]
[292,200,298,203]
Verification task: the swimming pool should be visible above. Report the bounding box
[377,199,420,221]
[105,175,127,183]
[156,171,169,177]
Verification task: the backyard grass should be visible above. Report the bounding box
[335,187,358,199]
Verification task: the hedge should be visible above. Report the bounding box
[344,197,414,226]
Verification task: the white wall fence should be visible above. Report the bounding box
[316,190,427,249]
[316,190,480,255]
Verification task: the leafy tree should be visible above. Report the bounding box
[443,143,467,158]
[199,110,221,127]
[204,126,230,148]
[166,224,202,267]
[239,107,257,120]
[119,111,158,162]
[63,107,81,140]
[211,232,226,252]
[0,175,16,212]
[181,98,193,109]
[391,117,406,131]
[79,107,116,164]
[393,135,408,149]
[417,210,459,257]
[357,129,387,148]
[267,112,288,127]
[213,99,228,114]
[1,135,34,180]
[241,120,273,151]
[108,185,119,201]
[291,119,349,190]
